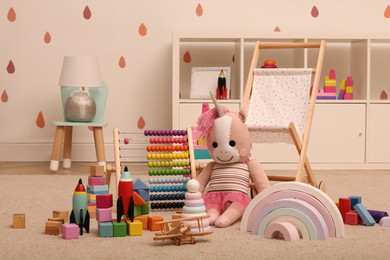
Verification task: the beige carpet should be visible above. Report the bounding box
[1,166,390,259]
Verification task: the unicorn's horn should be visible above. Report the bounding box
[210,91,225,117]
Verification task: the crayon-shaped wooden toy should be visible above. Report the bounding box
[69,178,90,235]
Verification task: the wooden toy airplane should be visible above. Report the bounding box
[153,215,212,246]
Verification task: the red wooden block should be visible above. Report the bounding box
[96,194,113,209]
[339,198,351,222]
[345,211,359,225]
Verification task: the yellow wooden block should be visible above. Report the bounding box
[88,205,96,218]
[134,215,149,230]
[127,220,143,236]
[88,193,97,201]
[53,210,69,223]
[13,214,25,229]
[346,86,353,93]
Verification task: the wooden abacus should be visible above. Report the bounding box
[113,128,197,210]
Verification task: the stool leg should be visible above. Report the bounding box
[50,126,64,172]
[63,126,73,169]
[93,127,106,171]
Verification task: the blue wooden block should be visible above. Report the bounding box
[194,149,211,159]
[349,196,362,210]
[136,189,150,202]
[98,222,113,237]
[134,178,149,191]
[354,203,376,226]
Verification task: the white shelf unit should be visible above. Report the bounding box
[172,33,390,170]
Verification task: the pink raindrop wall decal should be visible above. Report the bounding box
[7,60,15,74]
[138,23,147,36]
[196,3,203,17]
[380,90,388,100]
[311,6,319,18]
[1,90,8,103]
[138,116,145,129]
[183,51,191,63]
[83,5,92,20]
[7,8,16,22]
[274,26,281,32]
[44,32,51,44]
[384,5,390,18]
[36,111,45,128]
[119,56,126,68]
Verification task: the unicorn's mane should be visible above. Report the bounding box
[197,106,230,139]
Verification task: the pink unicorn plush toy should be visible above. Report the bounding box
[196,95,270,228]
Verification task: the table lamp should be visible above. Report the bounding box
[59,56,102,122]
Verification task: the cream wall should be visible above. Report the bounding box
[1,1,390,162]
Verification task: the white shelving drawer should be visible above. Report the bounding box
[309,103,366,163]
[368,104,390,163]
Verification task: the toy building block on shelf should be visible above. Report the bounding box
[317,69,337,100]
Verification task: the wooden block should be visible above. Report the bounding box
[88,193,97,203]
[134,205,142,217]
[98,222,113,237]
[345,211,359,225]
[96,194,113,209]
[45,221,62,235]
[338,198,351,223]
[113,221,127,237]
[349,196,361,210]
[127,220,143,236]
[13,214,25,229]
[379,216,390,227]
[53,210,69,223]
[148,216,164,231]
[354,203,376,226]
[141,203,149,215]
[88,205,96,219]
[96,208,112,222]
[62,223,79,240]
[48,217,65,224]
[171,212,183,228]
[88,176,106,186]
[90,165,105,177]
[134,215,149,230]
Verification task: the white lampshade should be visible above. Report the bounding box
[59,56,102,87]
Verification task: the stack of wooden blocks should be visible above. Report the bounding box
[87,165,109,218]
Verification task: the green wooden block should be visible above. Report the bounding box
[141,203,149,215]
[134,205,142,217]
[113,221,127,237]
[98,222,113,237]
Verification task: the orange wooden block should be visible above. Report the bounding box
[134,215,149,230]
[53,210,69,223]
[90,165,105,177]
[13,214,26,229]
[148,216,164,231]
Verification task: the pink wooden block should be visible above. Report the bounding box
[96,194,113,209]
[265,221,300,241]
[62,223,79,240]
[88,176,106,186]
[96,208,113,222]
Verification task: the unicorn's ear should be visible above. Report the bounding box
[238,107,247,123]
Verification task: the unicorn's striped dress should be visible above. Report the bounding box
[207,162,250,194]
